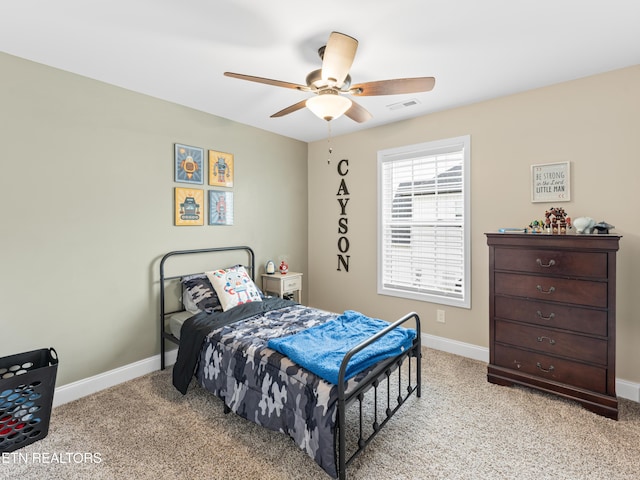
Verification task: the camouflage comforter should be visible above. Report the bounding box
[192,300,358,478]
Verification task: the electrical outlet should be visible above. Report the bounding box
[437,309,445,323]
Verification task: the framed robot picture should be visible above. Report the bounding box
[209,190,234,226]
[174,143,204,184]
[174,187,204,226]
[208,150,234,188]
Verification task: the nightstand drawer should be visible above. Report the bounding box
[495,320,607,365]
[495,272,607,307]
[494,296,607,336]
[282,276,301,292]
[494,247,607,278]
[493,344,607,394]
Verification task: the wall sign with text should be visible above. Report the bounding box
[531,161,571,203]
[336,159,350,272]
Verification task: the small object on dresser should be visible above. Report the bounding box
[279,260,289,275]
[544,207,569,234]
[527,220,545,233]
[593,221,614,234]
[265,260,275,274]
[573,216,595,234]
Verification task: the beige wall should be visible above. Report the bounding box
[0,52,308,386]
[2,50,638,389]
[308,65,640,383]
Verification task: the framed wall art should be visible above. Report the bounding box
[174,187,204,226]
[531,161,571,203]
[208,150,234,187]
[175,143,204,184]
[209,190,234,226]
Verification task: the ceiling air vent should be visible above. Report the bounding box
[386,98,421,111]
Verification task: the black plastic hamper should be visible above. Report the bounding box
[0,348,58,452]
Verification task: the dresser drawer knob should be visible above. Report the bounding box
[536,311,555,321]
[536,258,556,268]
[536,362,555,373]
[536,285,556,294]
[537,336,556,345]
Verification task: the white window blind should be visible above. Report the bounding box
[377,136,470,308]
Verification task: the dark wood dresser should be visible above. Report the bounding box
[486,233,621,419]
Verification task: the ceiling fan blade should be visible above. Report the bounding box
[350,77,436,96]
[344,99,372,123]
[321,32,358,87]
[224,72,309,91]
[270,99,308,118]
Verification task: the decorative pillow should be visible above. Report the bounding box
[181,274,222,314]
[206,265,262,311]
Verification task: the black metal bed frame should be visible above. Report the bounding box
[159,246,256,370]
[159,246,421,480]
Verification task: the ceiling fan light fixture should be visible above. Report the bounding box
[306,91,352,122]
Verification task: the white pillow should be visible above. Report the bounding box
[206,265,262,311]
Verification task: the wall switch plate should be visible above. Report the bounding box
[437,309,445,323]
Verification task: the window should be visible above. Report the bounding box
[377,135,470,308]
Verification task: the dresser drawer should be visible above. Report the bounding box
[495,272,607,308]
[495,320,607,365]
[282,276,302,292]
[494,296,607,336]
[493,344,607,394]
[494,247,607,278]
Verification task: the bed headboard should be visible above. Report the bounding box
[159,246,255,369]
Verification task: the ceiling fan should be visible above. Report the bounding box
[224,31,435,123]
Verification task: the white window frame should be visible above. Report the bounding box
[377,135,471,308]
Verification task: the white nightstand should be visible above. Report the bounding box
[261,272,303,303]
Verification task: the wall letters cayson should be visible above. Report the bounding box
[336,159,350,271]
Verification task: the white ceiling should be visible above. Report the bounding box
[2,1,639,143]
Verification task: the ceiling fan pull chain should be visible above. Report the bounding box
[327,121,333,164]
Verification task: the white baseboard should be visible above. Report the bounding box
[53,336,639,407]
[53,348,178,407]
[421,333,640,403]
[422,333,490,363]
[616,378,640,402]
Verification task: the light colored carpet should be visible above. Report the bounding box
[3,348,640,480]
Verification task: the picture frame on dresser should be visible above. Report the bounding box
[485,232,621,419]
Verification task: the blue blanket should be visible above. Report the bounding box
[267,310,416,385]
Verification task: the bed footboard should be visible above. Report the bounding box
[336,312,421,480]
